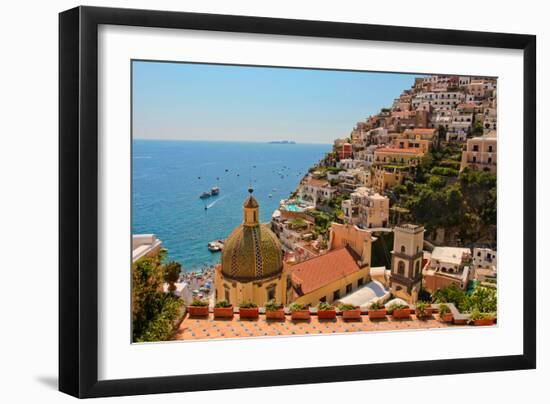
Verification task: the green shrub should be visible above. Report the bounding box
[265,300,283,312]
[289,302,307,312]
[415,301,430,316]
[338,303,357,311]
[369,301,384,310]
[317,302,335,311]
[386,303,408,315]
[430,166,459,177]
[438,303,450,316]
[239,301,258,309]
[214,300,231,308]
[190,299,208,307]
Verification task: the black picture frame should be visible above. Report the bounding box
[59,5,536,398]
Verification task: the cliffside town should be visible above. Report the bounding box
[271,74,497,304]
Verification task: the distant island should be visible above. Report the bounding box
[268,140,296,144]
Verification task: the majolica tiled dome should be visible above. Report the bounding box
[221,191,282,281]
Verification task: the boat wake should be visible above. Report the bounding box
[206,195,225,209]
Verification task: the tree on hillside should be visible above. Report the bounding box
[437,125,447,142]
[472,121,484,137]
[133,256,184,342]
[164,261,182,293]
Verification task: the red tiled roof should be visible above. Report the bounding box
[306,178,330,187]
[289,246,362,295]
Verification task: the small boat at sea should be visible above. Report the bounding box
[269,194,272,198]
[211,186,220,195]
[208,240,224,252]
[199,192,211,199]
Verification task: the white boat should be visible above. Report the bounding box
[208,240,224,252]
[199,191,211,199]
[211,186,220,195]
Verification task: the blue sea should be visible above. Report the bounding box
[132,140,330,272]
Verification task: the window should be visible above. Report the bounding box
[473,145,479,152]
[346,284,352,294]
[400,245,406,253]
[267,286,276,301]
[333,290,340,301]
[415,261,420,276]
[319,296,326,303]
[358,278,364,287]
[488,145,493,152]
[397,261,405,276]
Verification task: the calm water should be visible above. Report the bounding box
[132,140,330,271]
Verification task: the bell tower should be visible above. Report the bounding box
[243,188,260,227]
[389,224,424,303]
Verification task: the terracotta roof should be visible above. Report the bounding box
[305,177,330,187]
[375,147,422,155]
[289,246,362,295]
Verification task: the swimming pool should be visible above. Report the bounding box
[285,203,300,212]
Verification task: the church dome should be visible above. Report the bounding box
[221,190,282,281]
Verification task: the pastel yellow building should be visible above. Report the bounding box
[373,147,423,167]
[215,189,285,306]
[460,132,497,173]
[392,128,437,154]
[372,165,407,193]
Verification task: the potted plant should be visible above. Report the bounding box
[415,301,433,319]
[368,301,387,320]
[265,300,285,320]
[438,303,453,322]
[188,299,209,317]
[317,302,336,320]
[339,303,361,320]
[290,303,310,320]
[213,300,233,319]
[238,301,259,319]
[469,309,496,326]
[388,303,410,319]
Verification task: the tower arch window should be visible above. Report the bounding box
[400,245,406,253]
[397,261,405,276]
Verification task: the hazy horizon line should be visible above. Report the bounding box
[132,137,334,146]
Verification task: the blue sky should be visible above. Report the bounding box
[132,61,420,144]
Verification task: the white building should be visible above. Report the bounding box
[298,176,337,206]
[429,246,471,274]
[132,234,162,263]
[342,187,389,229]
[473,248,497,269]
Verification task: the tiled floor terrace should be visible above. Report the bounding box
[172,311,491,341]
